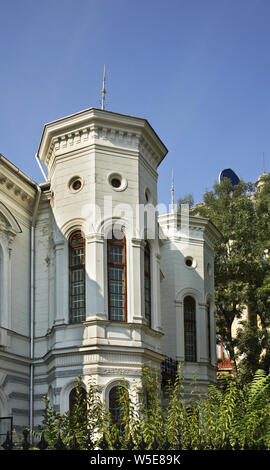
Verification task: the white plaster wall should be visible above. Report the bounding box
[159,215,217,387]
[35,201,53,337]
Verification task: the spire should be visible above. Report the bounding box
[171,168,175,206]
[101,64,106,110]
[170,168,176,213]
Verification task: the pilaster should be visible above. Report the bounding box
[54,239,67,325]
[175,300,185,361]
[130,238,145,324]
[151,252,162,331]
[85,233,106,320]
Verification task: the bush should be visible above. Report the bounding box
[31,366,270,450]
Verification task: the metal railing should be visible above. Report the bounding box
[1,428,268,451]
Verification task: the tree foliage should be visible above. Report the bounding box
[193,176,270,382]
[178,193,194,208]
[22,366,270,450]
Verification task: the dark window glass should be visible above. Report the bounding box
[184,296,196,362]
[72,179,82,191]
[69,387,87,416]
[109,386,128,425]
[69,231,85,323]
[108,230,126,321]
[111,178,121,188]
[207,303,211,361]
[109,387,122,423]
[144,242,151,327]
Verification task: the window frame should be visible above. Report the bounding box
[144,241,151,328]
[108,385,128,426]
[107,230,127,322]
[184,295,197,362]
[69,386,87,418]
[69,230,86,324]
[207,302,211,362]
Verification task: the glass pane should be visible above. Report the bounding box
[144,246,151,327]
[109,267,124,321]
[71,246,84,266]
[144,253,150,273]
[70,267,85,322]
[109,387,123,423]
[109,245,123,263]
[184,297,196,361]
[69,232,85,323]
[70,233,84,246]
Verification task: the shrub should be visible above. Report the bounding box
[28,366,270,450]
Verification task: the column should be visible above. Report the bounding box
[130,238,144,324]
[151,252,162,332]
[54,239,67,325]
[85,233,106,320]
[199,303,208,363]
[175,300,185,361]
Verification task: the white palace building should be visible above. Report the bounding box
[0,106,220,436]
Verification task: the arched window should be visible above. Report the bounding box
[184,296,197,362]
[0,244,3,325]
[207,302,211,362]
[69,231,85,323]
[107,229,127,321]
[144,242,151,327]
[69,386,87,417]
[109,385,128,424]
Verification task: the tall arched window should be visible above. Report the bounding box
[0,244,3,326]
[109,385,128,424]
[69,231,85,323]
[144,242,151,327]
[184,296,197,362]
[207,302,211,362]
[107,229,127,321]
[69,386,87,417]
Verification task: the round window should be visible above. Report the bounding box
[185,256,196,268]
[68,176,83,193]
[72,179,82,191]
[111,178,121,188]
[108,173,128,192]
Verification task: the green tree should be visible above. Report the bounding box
[178,193,194,208]
[193,177,270,382]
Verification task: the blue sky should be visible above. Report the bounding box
[0,0,270,207]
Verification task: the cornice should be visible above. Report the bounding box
[0,159,37,212]
[37,108,168,172]
[158,212,221,246]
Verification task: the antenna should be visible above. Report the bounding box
[101,64,106,110]
[171,169,174,206]
[170,168,176,213]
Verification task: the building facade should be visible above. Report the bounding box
[0,107,219,436]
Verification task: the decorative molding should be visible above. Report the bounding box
[0,328,10,348]
[3,374,29,387]
[0,172,36,211]
[0,202,22,233]
[38,109,167,173]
